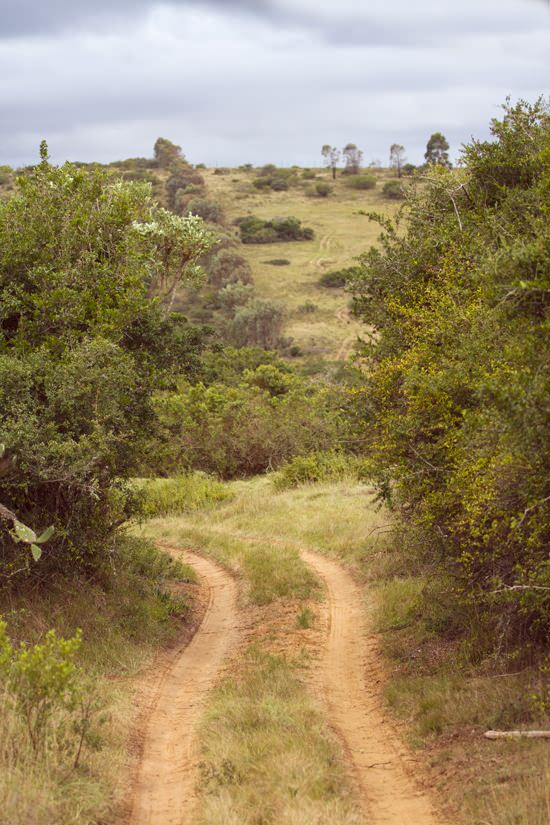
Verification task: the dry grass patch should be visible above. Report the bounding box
[194,648,361,825]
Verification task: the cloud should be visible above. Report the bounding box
[0,0,548,167]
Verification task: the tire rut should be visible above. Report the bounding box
[302,550,441,825]
[130,549,240,825]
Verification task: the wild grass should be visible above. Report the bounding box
[134,473,232,518]
[136,476,390,595]
[0,537,195,824]
[194,648,361,825]
[140,474,550,825]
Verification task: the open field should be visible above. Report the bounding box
[204,167,401,358]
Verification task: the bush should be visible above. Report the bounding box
[382,180,405,200]
[273,451,368,490]
[351,99,550,647]
[153,371,338,478]
[297,300,318,314]
[235,215,314,244]
[318,266,361,288]
[402,163,417,176]
[186,197,224,224]
[301,169,317,180]
[315,182,332,197]
[0,150,212,582]
[345,174,377,190]
[208,248,253,287]
[227,299,286,349]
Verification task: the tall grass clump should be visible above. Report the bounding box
[136,474,233,518]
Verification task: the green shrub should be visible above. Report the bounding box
[301,169,317,180]
[273,451,368,490]
[318,266,361,288]
[0,148,212,582]
[351,99,550,647]
[235,215,314,244]
[382,180,405,200]
[208,248,253,287]
[345,174,377,190]
[186,197,224,224]
[315,181,332,197]
[297,300,318,314]
[152,372,338,478]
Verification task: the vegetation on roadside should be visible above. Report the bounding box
[350,99,550,654]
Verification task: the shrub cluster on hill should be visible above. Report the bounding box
[318,266,361,288]
[351,99,550,650]
[344,174,377,190]
[235,215,314,244]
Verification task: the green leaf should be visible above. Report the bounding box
[36,525,55,544]
[30,544,42,561]
[0,444,4,458]
[13,521,37,544]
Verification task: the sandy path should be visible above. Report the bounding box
[302,550,441,825]
[130,550,240,825]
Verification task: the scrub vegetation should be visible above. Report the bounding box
[1,99,548,825]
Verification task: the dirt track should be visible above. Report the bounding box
[302,550,440,825]
[130,550,240,825]
[128,540,440,825]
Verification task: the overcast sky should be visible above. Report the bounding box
[1,0,549,168]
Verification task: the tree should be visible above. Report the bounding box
[342,143,363,175]
[351,99,550,646]
[154,137,184,168]
[424,132,451,167]
[389,144,406,177]
[321,145,340,180]
[0,150,212,581]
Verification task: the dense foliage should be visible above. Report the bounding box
[235,215,314,244]
[351,100,550,647]
[152,352,340,477]
[0,149,212,581]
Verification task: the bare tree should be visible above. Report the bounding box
[389,144,406,178]
[342,143,363,175]
[321,145,340,180]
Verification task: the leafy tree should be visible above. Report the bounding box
[424,132,451,167]
[321,145,340,180]
[154,137,184,168]
[351,99,550,646]
[342,143,363,175]
[389,143,406,177]
[0,150,212,581]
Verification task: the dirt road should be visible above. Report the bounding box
[302,550,441,825]
[130,550,240,825]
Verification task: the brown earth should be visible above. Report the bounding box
[303,550,442,825]
[126,540,442,825]
[128,549,240,825]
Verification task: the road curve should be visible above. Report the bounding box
[302,550,441,825]
[130,550,240,825]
